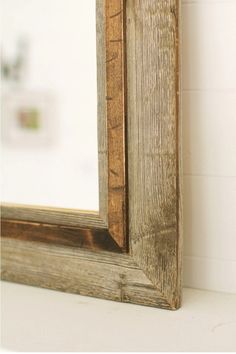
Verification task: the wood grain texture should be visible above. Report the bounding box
[1,238,172,309]
[2,219,121,253]
[127,0,182,308]
[106,0,127,249]
[1,204,106,229]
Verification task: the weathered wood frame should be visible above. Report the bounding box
[1,0,182,309]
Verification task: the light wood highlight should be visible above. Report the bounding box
[1,203,105,229]
[97,0,108,223]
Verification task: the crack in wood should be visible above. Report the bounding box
[106,54,118,63]
[110,9,122,19]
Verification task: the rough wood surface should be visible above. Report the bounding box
[2,219,121,253]
[1,238,172,309]
[105,0,127,248]
[127,0,182,308]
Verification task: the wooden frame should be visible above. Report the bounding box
[1,0,182,310]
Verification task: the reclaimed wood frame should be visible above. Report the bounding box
[1,0,182,309]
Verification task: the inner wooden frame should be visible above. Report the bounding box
[1,0,127,252]
[1,0,182,310]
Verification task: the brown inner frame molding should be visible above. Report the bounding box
[106,0,127,248]
[1,0,128,253]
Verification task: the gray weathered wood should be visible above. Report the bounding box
[127,0,182,308]
[1,238,171,309]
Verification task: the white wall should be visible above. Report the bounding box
[182,0,236,293]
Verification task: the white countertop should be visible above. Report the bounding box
[1,281,236,352]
